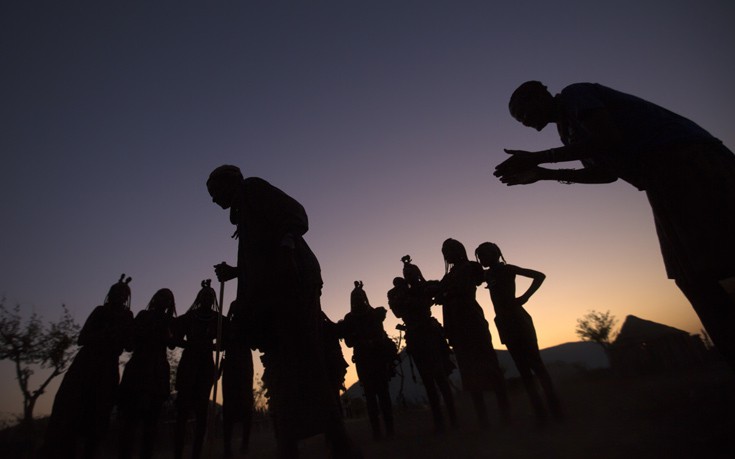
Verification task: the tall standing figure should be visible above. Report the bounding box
[172,280,221,459]
[475,242,563,425]
[42,274,135,459]
[388,256,457,434]
[207,165,360,459]
[340,281,398,441]
[117,288,177,459]
[494,81,735,369]
[436,239,510,428]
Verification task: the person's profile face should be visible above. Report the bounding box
[207,177,235,209]
[442,246,460,264]
[476,248,498,267]
[476,250,491,267]
[510,98,549,131]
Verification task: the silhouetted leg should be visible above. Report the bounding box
[676,277,735,370]
[528,357,563,420]
[377,383,394,438]
[492,377,511,425]
[241,391,254,454]
[470,391,489,428]
[486,347,511,424]
[138,401,163,459]
[364,390,382,440]
[223,416,233,458]
[417,365,444,432]
[241,418,252,454]
[435,375,457,429]
[118,411,136,459]
[522,375,548,425]
[82,413,109,459]
[191,402,208,459]
[509,346,547,423]
[174,407,189,459]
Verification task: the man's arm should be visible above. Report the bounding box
[495,107,624,180]
[498,164,617,185]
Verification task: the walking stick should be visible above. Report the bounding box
[207,277,225,453]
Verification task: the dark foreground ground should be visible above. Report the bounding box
[4,361,734,458]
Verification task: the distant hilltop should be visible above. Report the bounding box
[343,341,608,405]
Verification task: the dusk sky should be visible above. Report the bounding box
[2,1,734,421]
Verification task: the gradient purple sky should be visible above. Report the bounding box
[2,1,734,421]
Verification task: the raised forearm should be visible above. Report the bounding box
[537,166,617,184]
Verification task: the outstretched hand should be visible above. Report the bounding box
[494,149,541,177]
[497,168,542,186]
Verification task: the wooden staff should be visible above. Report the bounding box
[207,278,225,451]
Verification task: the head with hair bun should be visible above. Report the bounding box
[190,279,218,312]
[148,288,176,317]
[475,242,505,268]
[106,274,132,309]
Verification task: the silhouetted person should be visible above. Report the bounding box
[350,280,371,310]
[495,81,735,369]
[475,242,563,426]
[42,274,135,459]
[117,288,177,459]
[435,239,510,428]
[340,281,398,440]
[220,308,253,458]
[207,165,361,459]
[172,280,222,459]
[389,256,457,434]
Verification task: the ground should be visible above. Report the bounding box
[3,361,733,458]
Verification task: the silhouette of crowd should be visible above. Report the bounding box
[39,80,735,458]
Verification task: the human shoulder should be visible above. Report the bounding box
[242,176,293,203]
[561,82,607,95]
[242,176,274,194]
[560,83,606,104]
[243,176,271,187]
[503,263,522,273]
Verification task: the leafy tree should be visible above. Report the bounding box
[575,309,618,353]
[0,299,80,425]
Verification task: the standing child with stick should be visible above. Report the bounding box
[172,280,222,459]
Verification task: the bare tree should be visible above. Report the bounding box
[575,309,618,354]
[0,299,80,425]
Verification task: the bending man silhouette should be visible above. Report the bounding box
[495,81,735,369]
[207,165,360,459]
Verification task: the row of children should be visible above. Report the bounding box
[343,238,564,441]
[41,276,253,459]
